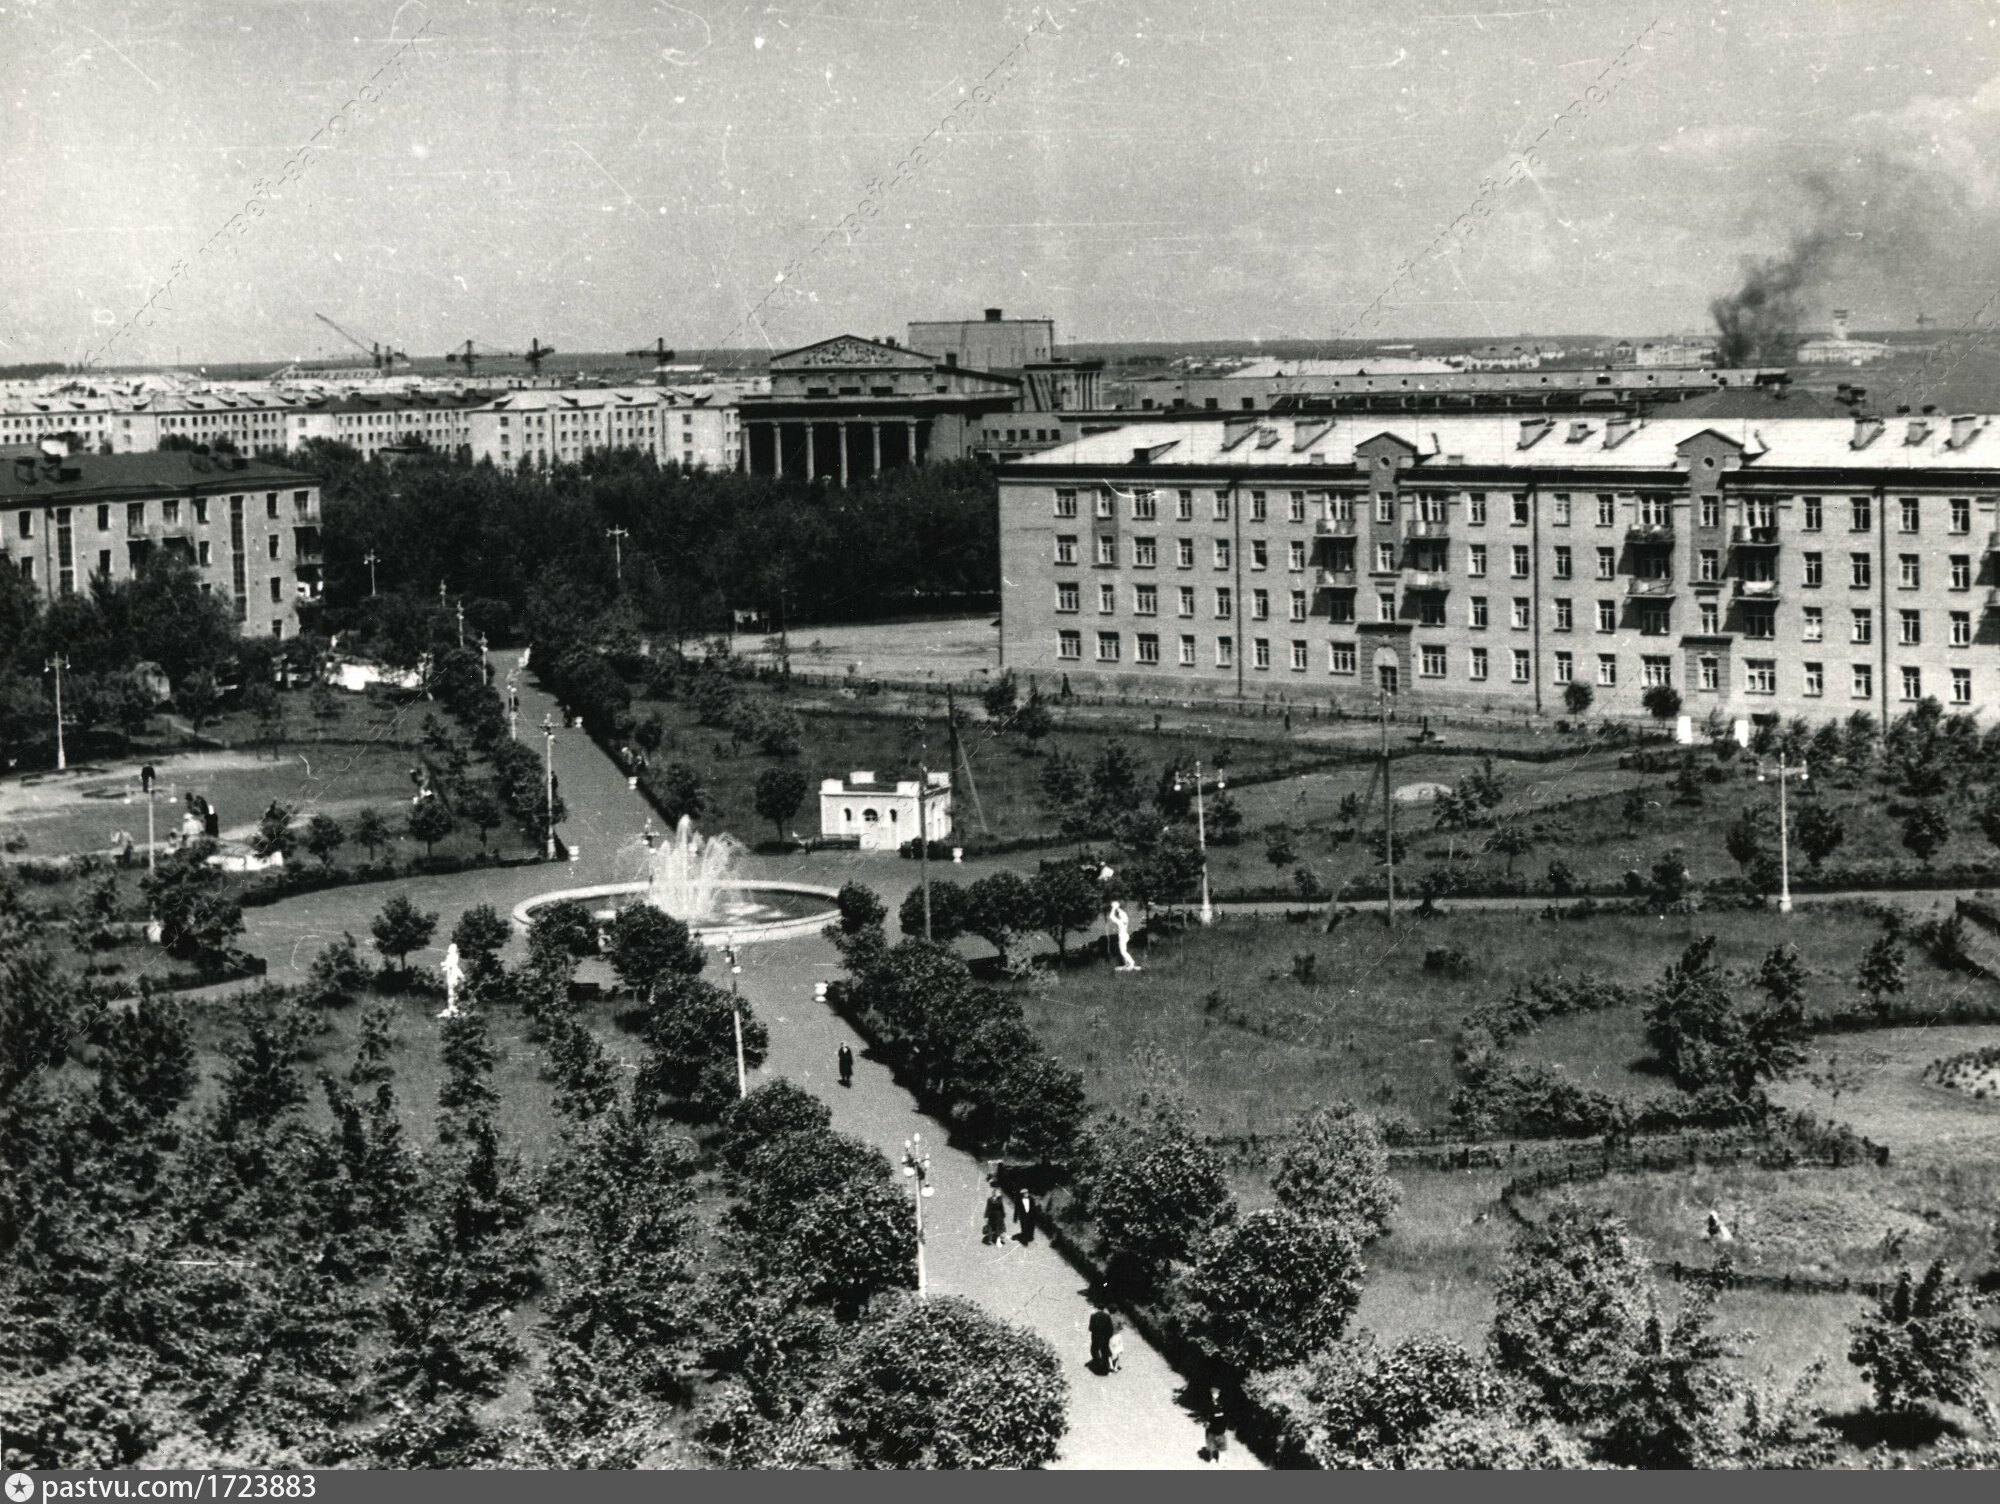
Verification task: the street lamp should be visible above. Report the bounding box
[45,655,68,771]
[606,525,629,586]
[541,712,557,859]
[901,1133,934,1298]
[1755,752,1809,914]
[1173,761,1225,925]
[723,937,747,1099]
[362,550,380,597]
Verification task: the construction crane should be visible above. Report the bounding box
[314,312,405,372]
[444,338,511,375]
[523,337,557,374]
[626,337,678,364]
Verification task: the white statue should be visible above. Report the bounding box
[439,942,465,1018]
[1109,901,1141,972]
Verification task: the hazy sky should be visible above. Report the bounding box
[6,0,2000,365]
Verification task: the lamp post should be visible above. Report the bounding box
[455,599,465,648]
[362,549,380,596]
[541,712,557,859]
[901,1133,934,1298]
[724,937,747,1099]
[45,655,68,771]
[1174,761,1224,925]
[1756,751,1809,914]
[141,762,156,875]
[606,525,629,586]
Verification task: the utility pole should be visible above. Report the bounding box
[46,655,68,771]
[901,1133,933,1298]
[606,525,629,586]
[1176,761,1221,925]
[141,762,156,875]
[724,939,747,1097]
[1380,686,1396,931]
[918,747,933,942]
[455,599,465,648]
[362,550,380,596]
[1759,751,1809,914]
[541,712,557,859]
[438,579,447,608]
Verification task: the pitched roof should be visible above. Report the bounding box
[0,450,317,504]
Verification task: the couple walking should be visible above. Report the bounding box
[982,1181,1037,1245]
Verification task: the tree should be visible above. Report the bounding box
[1270,1102,1401,1243]
[1037,747,1086,819]
[1013,695,1054,748]
[408,796,455,859]
[1724,804,1772,883]
[962,870,1035,970]
[1562,681,1594,718]
[981,668,1019,724]
[831,880,886,936]
[1901,799,1951,866]
[752,765,809,842]
[1642,684,1683,723]
[653,762,707,825]
[822,1296,1068,1470]
[1847,1261,1984,1418]
[352,807,392,865]
[1796,801,1845,869]
[527,898,599,970]
[459,788,503,852]
[766,1177,918,1319]
[244,801,293,863]
[1594,1287,1739,1468]
[1286,1333,1509,1468]
[1858,933,1909,1016]
[634,973,769,1121]
[898,878,968,943]
[450,903,512,985]
[303,812,347,869]
[176,669,221,741]
[604,903,706,996]
[1489,824,1534,877]
[1184,1208,1365,1374]
[1076,1102,1234,1286]
[1031,860,1101,962]
[1488,1196,1651,1425]
[716,1079,833,1171]
[1264,827,1298,872]
[141,841,244,966]
[371,894,438,978]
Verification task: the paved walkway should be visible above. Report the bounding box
[226,653,1256,1469]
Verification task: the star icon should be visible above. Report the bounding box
[7,1474,36,1503]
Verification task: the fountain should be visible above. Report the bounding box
[510,814,838,946]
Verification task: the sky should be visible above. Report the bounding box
[6,0,2000,365]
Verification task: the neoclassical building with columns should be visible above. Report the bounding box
[739,335,1021,484]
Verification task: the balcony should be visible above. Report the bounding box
[1404,517,1450,539]
[1312,566,1356,589]
[1314,516,1361,537]
[1404,571,1451,591]
[1734,578,1780,599]
[1626,523,1675,544]
[1626,576,1676,597]
[1731,524,1780,546]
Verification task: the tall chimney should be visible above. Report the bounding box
[1832,308,1851,343]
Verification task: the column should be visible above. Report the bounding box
[771,423,783,479]
[870,421,882,478]
[804,423,816,482]
[905,420,918,468]
[839,423,850,487]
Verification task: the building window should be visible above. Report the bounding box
[198,541,211,566]
[1250,540,1268,572]
[1802,661,1823,697]
[1096,632,1120,662]
[1553,650,1573,683]
[1552,493,1572,526]
[1288,491,1307,524]
[1056,583,1079,613]
[1802,495,1823,531]
[1214,588,1233,619]
[1133,489,1157,521]
[1216,636,1234,668]
[268,576,283,604]
[1055,489,1078,518]
[1418,594,1446,626]
[1098,583,1116,614]
[1803,606,1824,642]
[1951,610,1971,647]
[1553,545,1572,579]
[1745,659,1776,694]
[1901,665,1922,701]
[1468,543,1488,577]
[1420,644,1446,677]
[1951,497,1971,534]
[1179,634,1196,666]
[1469,647,1489,681]
[1850,496,1872,532]
[1329,642,1356,675]
[1951,554,1972,590]
[1328,594,1355,624]
[1252,588,1270,621]
[1853,663,1873,698]
[1899,496,1919,532]
[1952,667,1972,704]
[1743,609,1775,640]
[1699,656,1720,691]
[1640,605,1669,635]
[1510,544,1530,578]
[1376,493,1395,524]
[1133,537,1157,567]
[1470,596,1489,628]
[1134,584,1158,616]
[1096,536,1117,566]
[1596,547,1616,580]
[1214,540,1231,569]
[1213,492,1230,522]
[1597,654,1617,687]
[1700,494,1720,529]
[264,494,279,521]
[1093,490,1114,520]
[1899,609,1921,646]
[1641,655,1672,688]
[1698,548,1720,583]
[266,533,280,561]
[1288,540,1306,571]
[1513,493,1532,527]
[1850,552,1872,589]
[1511,648,1530,683]
[1467,492,1488,525]
[1136,633,1160,664]
[1511,597,1530,629]
[1553,598,1573,631]
[1057,630,1081,660]
[1852,608,1873,644]
[1252,637,1271,670]
[1798,551,1822,588]
[1290,640,1308,671]
[1178,586,1195,617]
[1377,591,1396,622]
[1176,490,1194,521]
[1177,538,1194,568]
[1375,541,1398,573]
[1289,590,1307,622]
[1596,600,1616,632]
[1899,554,1921,589]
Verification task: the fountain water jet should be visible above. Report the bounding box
[644,815,745,922]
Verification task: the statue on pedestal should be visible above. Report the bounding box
[1109,900,1141,973]
[439,942,465,1018]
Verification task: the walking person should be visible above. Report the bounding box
[1015,1185,1037,1245]
[1202,1392,1228,1463]
[1088,1305,1115,1374]
[983,1187,1008,1245]
[837,1042,854,1088]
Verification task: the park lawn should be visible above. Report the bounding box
[1767,1021,2000,1163]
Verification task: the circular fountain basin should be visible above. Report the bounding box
[511,878,841,946]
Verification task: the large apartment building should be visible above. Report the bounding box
[0,450,323,641]
[998,412,2000,722]
[463,386,744,471]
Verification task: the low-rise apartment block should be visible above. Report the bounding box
[998,413,2000,722]
[465,386,743,471]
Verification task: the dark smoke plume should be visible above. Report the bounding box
[1710,229,1835,366]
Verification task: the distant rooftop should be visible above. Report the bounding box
[0,449,317,503]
